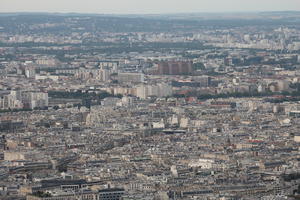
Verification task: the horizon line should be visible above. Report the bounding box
[0,10,300,16]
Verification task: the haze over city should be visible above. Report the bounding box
[2,0,300,200]
[1,0,300,14]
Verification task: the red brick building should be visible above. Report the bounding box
[158,61,193,75]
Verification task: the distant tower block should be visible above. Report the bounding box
[158,61,193,75]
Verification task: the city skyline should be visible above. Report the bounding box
[1,0,300,14]
[1,0,300,199]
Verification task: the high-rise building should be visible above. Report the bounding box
[0,91,49,110]
[136,85,147,99]
[75,69,111,82]
[136,83,172,99]
[96,69,111,82]
[0,91,23,110]
[158,61,193,75]
[117,73,144,83]
[25,67,36,78]
[99,61,118,73]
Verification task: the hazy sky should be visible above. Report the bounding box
[1,0,300,14]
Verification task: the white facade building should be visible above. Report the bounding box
[136,83,172,99]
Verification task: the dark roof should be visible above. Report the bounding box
[40,179,87,188]
[98,188,125,193]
